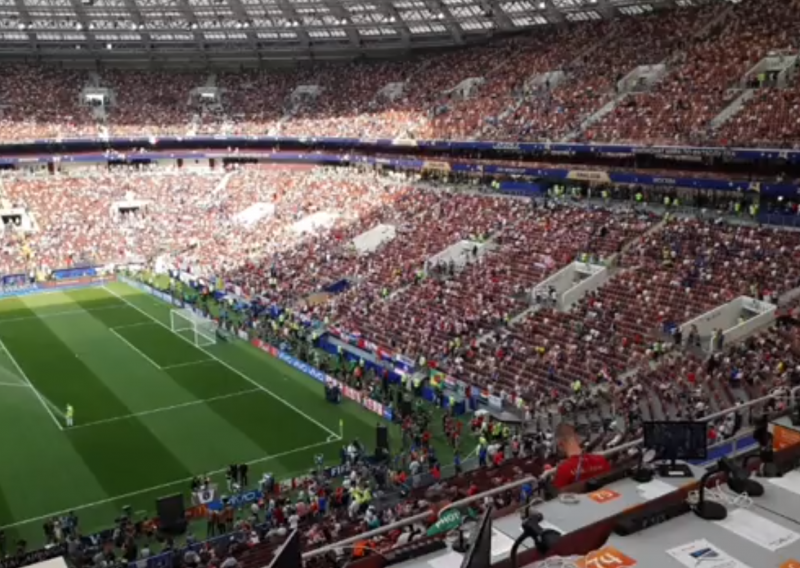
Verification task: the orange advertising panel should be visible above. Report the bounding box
[588,489,621,504]
[773,424,800,451]
[576,546,637,568]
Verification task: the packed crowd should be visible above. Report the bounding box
[1,160,798,568]
[5,166,798,407]
[716,85,800,148]
[0,166,409,282]
[1,0,799,146]
[583,0,800,145]
[0,66,97,141]
[427,215,800,425]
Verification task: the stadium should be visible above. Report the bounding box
[0,0,799,567]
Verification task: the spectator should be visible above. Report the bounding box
[552,423,611,489]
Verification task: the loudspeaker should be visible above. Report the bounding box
[376,424,389,452]
[156,493,187,535]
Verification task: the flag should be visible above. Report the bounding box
[426,509,462,536]
[193,483,218,505]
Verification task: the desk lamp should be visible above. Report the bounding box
[632,448,656,483]
[719,456,764,496]
[693,466,728,521]
[748,420,781,479]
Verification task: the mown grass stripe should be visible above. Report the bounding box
[0,298,191,501]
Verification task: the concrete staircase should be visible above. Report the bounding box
[709,88,756,129]
[562,92,627,141]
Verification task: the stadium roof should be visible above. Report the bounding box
[0,0,715,63]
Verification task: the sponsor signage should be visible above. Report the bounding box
[575,546,637,568]
[588,489,621,504]
[773,424,800,451]
[426,509,463,536]
[566,170,612,183]
[250,339,393,421]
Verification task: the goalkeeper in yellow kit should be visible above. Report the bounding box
[66,404,74,427]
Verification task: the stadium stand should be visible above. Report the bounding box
[584,0,800,145]
[0,0,797,146]
[2,1,800,566]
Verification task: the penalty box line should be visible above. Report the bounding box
[0,436,341,532]
[102,286,340,440]
[67,387,263,431]
[108,326,214,372]
[0,339,64,431]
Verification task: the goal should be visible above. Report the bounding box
[170,308,217,347]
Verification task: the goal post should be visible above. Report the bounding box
[170,308,217,347]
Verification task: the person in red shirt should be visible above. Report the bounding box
[493,451,503,467]
[553,423,611,489]
[422,430,431,447]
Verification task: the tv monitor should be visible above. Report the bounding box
[643,421,708,477]
[269,529,302,568]
[460,507,493,568]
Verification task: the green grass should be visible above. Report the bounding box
[0,282,450,547]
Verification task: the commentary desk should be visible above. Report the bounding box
[494,465,705,540]
[602,506,800,568]
[376,463,800,568]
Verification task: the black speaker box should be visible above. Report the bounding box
[156,493,187,535]
[376,424,389,451]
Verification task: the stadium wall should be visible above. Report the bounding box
[0,138,798,196]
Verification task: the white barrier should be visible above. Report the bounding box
[562,262,609,310]
[532,261,609,310]
[680,295,776,345]
[425,239,490,272]
[352,223,396,255]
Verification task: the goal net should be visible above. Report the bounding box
[170,308,217,347]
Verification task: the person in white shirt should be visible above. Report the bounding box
[288,510,299,530]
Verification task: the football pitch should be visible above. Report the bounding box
[0,282,401,545]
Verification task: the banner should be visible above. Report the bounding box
[0,275,115,300]
[250,339,392,421]
[421,160,451,172]
[328,326,416,375]
[426,509,462,536]
[566,170,611,183]
[52,266,98,280]
[197,463,351,513]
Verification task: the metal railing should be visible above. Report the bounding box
[303,390,786,560]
